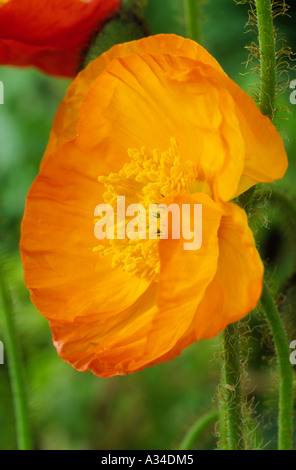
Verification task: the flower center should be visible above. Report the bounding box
[0,0,10,5]
[94,139,210,282]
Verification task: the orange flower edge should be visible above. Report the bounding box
[20,35,286,377]
[0,0,120,77]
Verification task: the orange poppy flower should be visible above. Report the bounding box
[0,0,120,77]
[20,35,288,377]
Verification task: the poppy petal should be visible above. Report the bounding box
[46,193,223,376]
[194,202,264,339]
[43,34,224,161]
[20,141,151,323]
[141,193,223,364]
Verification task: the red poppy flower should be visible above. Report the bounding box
[0,0,120,77]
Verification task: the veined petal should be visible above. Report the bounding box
[49,284,158,377]
[43,34,287,201]
[20,141,150,323]
[45,193,223,376]
[71,53,246,200]
[120,200,264,372]
[141,193,223,364]
[43,34,226,164]
[233,89,288,194]
[194,202,264,339]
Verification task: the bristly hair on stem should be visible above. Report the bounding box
[216,316,264,450]
[259,281,294,450]
[235,0,295,119]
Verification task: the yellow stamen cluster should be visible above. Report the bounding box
[95,139,209,282]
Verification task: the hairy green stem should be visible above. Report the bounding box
[0,258,32,450]
[260,282,293,450]
[184,0,202,43]
[254,0,293,449]
[218,0,285,452]
[179,410,219,450]
[255,0,277,119]
[221,323,245,450]
[218,368,230,450]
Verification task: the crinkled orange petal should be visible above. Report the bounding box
[141,193,223,364]
[46,48,245,202]
[43,34,225,164]
[44,34,287,201]
[68,53,246,201]
[144,201,264,368]
[232,91,288,195]
[0,0,120,77]
[45,193,223,377]
[20,140,150,323]
[49,284,158,377]
[194,202,264,339]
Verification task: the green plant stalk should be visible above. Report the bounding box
[222,323,245,450]
[255,0,277,119]
[179,409,219,450]
[220,185,257,450]
[222,2,278,449]
[0,261,32,450]
[254,0,293,449]
[218,367,230,450]
[260,282,293,450]
[184,0,202,43]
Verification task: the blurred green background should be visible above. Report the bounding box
[0,0,295,450]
